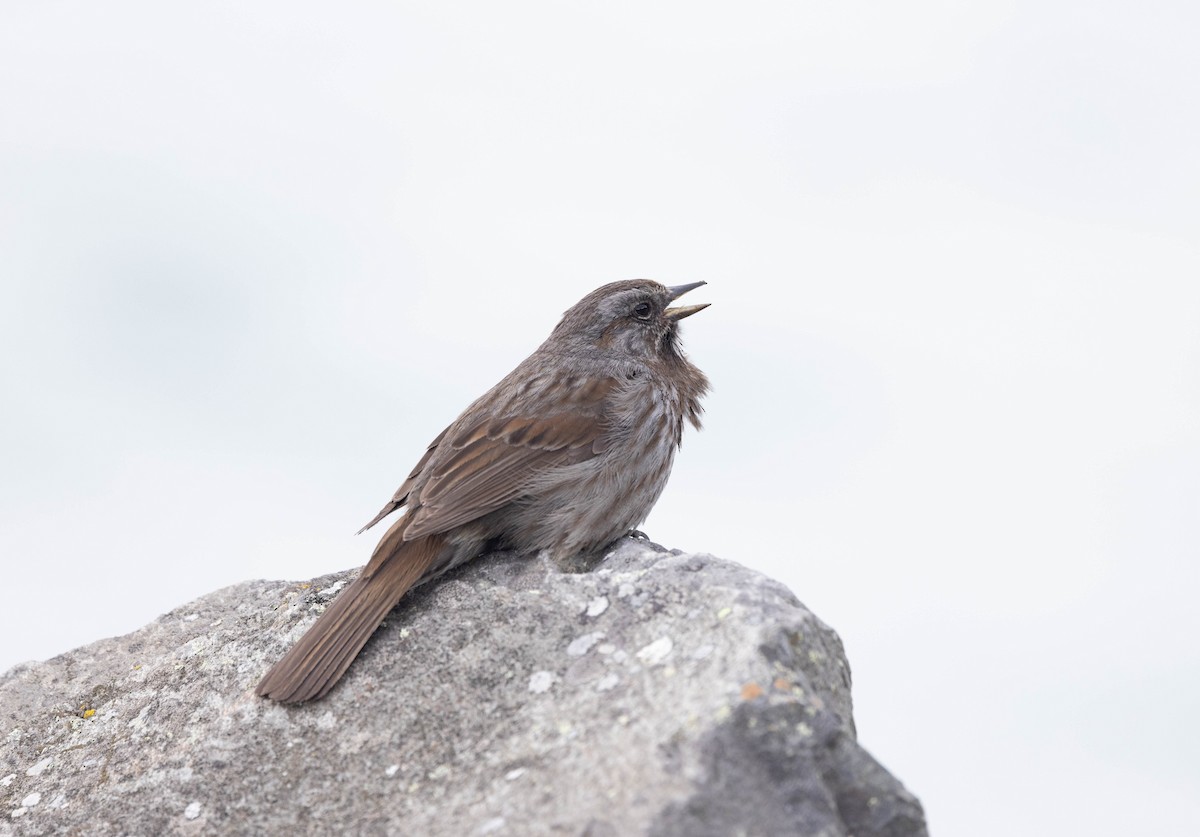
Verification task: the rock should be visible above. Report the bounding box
[0,539,926,836]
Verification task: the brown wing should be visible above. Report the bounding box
[357,426,450,534]
[401,375,619,539]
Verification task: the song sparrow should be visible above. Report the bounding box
[257,280,709,702]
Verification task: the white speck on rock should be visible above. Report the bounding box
[317,580,347,598]
[183,613,199,622]
[11,808,26,819]
[26,757,51,777]
[184,801,201,820]
[596,643,615,655]
[528,670,556,693]
[0,774,14,787]
[567,632,604,656]
[596,673,620,692]
[636,637,674,665]
[478,816,506,833]
[21,793,40,808]
[504,768,526,781]
[385,764,400,777]
[617,583,636,598]
[691,644,715,660]
[585,596,609,617]
[316,711,337,730]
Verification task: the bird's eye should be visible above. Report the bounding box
[633,301,653,320]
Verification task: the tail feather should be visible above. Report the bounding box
[256,526,442,703]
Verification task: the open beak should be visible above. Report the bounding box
[665,281,710,321]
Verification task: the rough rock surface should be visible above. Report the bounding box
[0,539,926,836]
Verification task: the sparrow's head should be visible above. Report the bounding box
[551,279,709,362]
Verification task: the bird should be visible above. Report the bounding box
[256,279,709,702]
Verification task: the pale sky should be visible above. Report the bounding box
[2,2,1198,834]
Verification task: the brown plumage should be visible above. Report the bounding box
[256,280,709,703]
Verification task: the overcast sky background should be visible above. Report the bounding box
[2,1,1198,833]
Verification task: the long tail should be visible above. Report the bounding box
[256,521,443,703]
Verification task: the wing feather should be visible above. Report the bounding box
[357,426,449,533]
[402,374,619,539]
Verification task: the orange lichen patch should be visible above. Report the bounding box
[740,682,764,700]
[773,678,791,691]
[82,709,96,719]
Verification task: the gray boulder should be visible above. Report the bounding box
[0,540,926,836]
